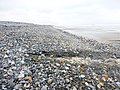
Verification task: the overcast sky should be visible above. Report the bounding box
[0,0,120,27]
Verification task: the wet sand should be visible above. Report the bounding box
[98,32,120,42]
[63,27,120,44]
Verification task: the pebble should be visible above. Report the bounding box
[25,76,32,82]
[8,69,13,75]
[80,74,85,78]
[0,30,120,90]
[116,82,120,87]
[47,78,53,84]
[0,21,120,90]
[73,86,77,90]
[2,85,6,89]
[18,72,25,79]
[65,66,69,70]
[4,54,8,58]
[85,82,95,89]
[11,60,15,65]
[6,50,10,54]
[23,83,30,88]
[41,85,48,90]
[66,79,70,83]
[56,63,60,67]
[14,84,21,89]
[101,75,109,82]
[97,82,104,89]
[21,60,25,64]
[66,64,71,67]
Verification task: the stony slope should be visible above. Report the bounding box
[0,21,119,59]
[0,21,120,90]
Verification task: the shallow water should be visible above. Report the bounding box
[63,26,120,43]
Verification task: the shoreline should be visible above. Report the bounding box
[63,29,120,43]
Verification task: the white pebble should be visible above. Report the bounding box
[80,74,85,78]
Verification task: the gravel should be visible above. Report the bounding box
[0,21,120,89]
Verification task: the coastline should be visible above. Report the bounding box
[63,28,120,44]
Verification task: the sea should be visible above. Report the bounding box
[62,26,120,44]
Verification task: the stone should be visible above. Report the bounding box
[35,82,40,87]
[66,79,70,83]
[8,69,13,75]
[47,78,53,84]
[21,60,25,64]
[116,82,120,87]
[59,59,65,64]
[56,63,60,67]
[18,71,25,79]
[23,83,30,88]
[79,74,85,78]
[2,84,6,90]
[25,76,32,82]
[79,67,85,72]
[65,66,69,70]
[73,86,77,90]
[6,50,10,54]
[14,84,21,89]
[11,60,15,65]
[4,54,8,58]
[41,85,48,90]
[97,82,104,89]
[66,64,71,67]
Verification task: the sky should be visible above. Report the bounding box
[0,0,120,27]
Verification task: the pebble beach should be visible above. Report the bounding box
[0,21,120,90]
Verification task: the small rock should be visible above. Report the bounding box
[25,76,32,82]
[24,83,30,88]
[35,82,40,87]
[79,67,85,72]
[11,60,15,65]
[97,82,104,89]
[14,84,21,89]
[66,79,70,83]
[41,85,48,90]
[116,82,120,87]
[18,71,25,79]
[102,74,109,81]
[8,69,13,75]
[56,63,60,67]
[48,78,53,84]
[4,54,8,58]
[66,64,71,67]
[65,66,69,70]
[59,59,65,64]
[79,74,85,78]
[73,86,77,90]
[21,60,25,64]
